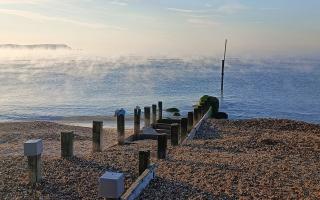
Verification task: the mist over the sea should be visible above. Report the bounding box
[0,50,319,126]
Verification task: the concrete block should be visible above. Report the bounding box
[99,171,124,198]
[24,139,43,156]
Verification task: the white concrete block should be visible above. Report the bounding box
[24,139,43,156]
[99,171,124,198]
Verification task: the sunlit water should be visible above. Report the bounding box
[0,50,319,127]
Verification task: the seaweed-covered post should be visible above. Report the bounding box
[152,104,157,125]
[144,106,151,128]
[180,118,188,139]
[93,121,103,152]
[61,131,74,158]
[134,107,141,135]
[139,150,150,175]
[24,139,43,184]
[194,107,199,124]
[187,112,194,131]
[117,113,125,145]
[157,134,167,159]
[158,101,163,120]
[171,123,180,146]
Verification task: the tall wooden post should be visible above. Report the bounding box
[144,107,151,128]
[134,108,141,135]
[221,59,225,93]
[158,101,163,120]
[139,150,150,175]
[157,134,167,159]
[171,123,180,146]
[221,39,227,94]
[92,121,103,152]
[27,155,41,183]
[61,131,74,158]
[194,107,199,124]
[180,118,188,140]
[24,139,43,184]
[187,112,194,131]
[198,105,203,119]
[117,114,125,145]
[152,104,157,125]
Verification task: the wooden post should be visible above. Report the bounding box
[180,118,188,139]
[171,123,180,146]
[194,107,199,124]
[158,101,163,120]
[157,134,167,159]
[134,108,141,135]
[221,39,227,94]
[187,112,194,131]
[221,59,225,93]
[139,150,150,175]
[24,139,43,184]
[144,107,151,128]
[117,114,125,145]
[198,105,203,119]
[27,155,41,183]
[61,131,74,158]
[152,104,157,125]
[92,121,103,152]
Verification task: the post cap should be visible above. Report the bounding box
[24,139,43,156]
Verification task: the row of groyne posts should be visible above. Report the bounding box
[23,101,212,199]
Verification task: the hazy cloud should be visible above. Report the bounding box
[109,0,128,6]
[217,3,249,14]
[167,7,206,14]
[0,0,46,4]
[0,8,126,30]
[187,18,220,27]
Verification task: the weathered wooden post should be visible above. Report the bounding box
[61,131,74,158]
[198,105,203,119]
[152,104,157,125]
[134,107,141,136]
[180,118,188,139]
[144,107,151,128]
[158,101,163,120]
[221,39,227,94]
[157,134,167,159]
[93,121,103,152]
[194,107,199,124]
[187,112,194,131]
[117,114,125,145]
[24,139,43,184]
[171,123,180,146]
[139,150,150,175]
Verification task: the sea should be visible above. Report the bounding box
[0,50,319,127]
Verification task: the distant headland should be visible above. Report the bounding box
[0,44,72,50]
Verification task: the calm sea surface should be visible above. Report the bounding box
[0,50,319,127]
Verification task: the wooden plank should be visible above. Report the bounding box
[157,118,181,124]
[121,165,156,200]
[182,106,212,144]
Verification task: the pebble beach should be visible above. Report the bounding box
[1,119,320,199]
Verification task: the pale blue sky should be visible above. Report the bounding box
[0,0,319,56]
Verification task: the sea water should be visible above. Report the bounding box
[0,50,319,127]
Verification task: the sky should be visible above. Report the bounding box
[0,0,319,57]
